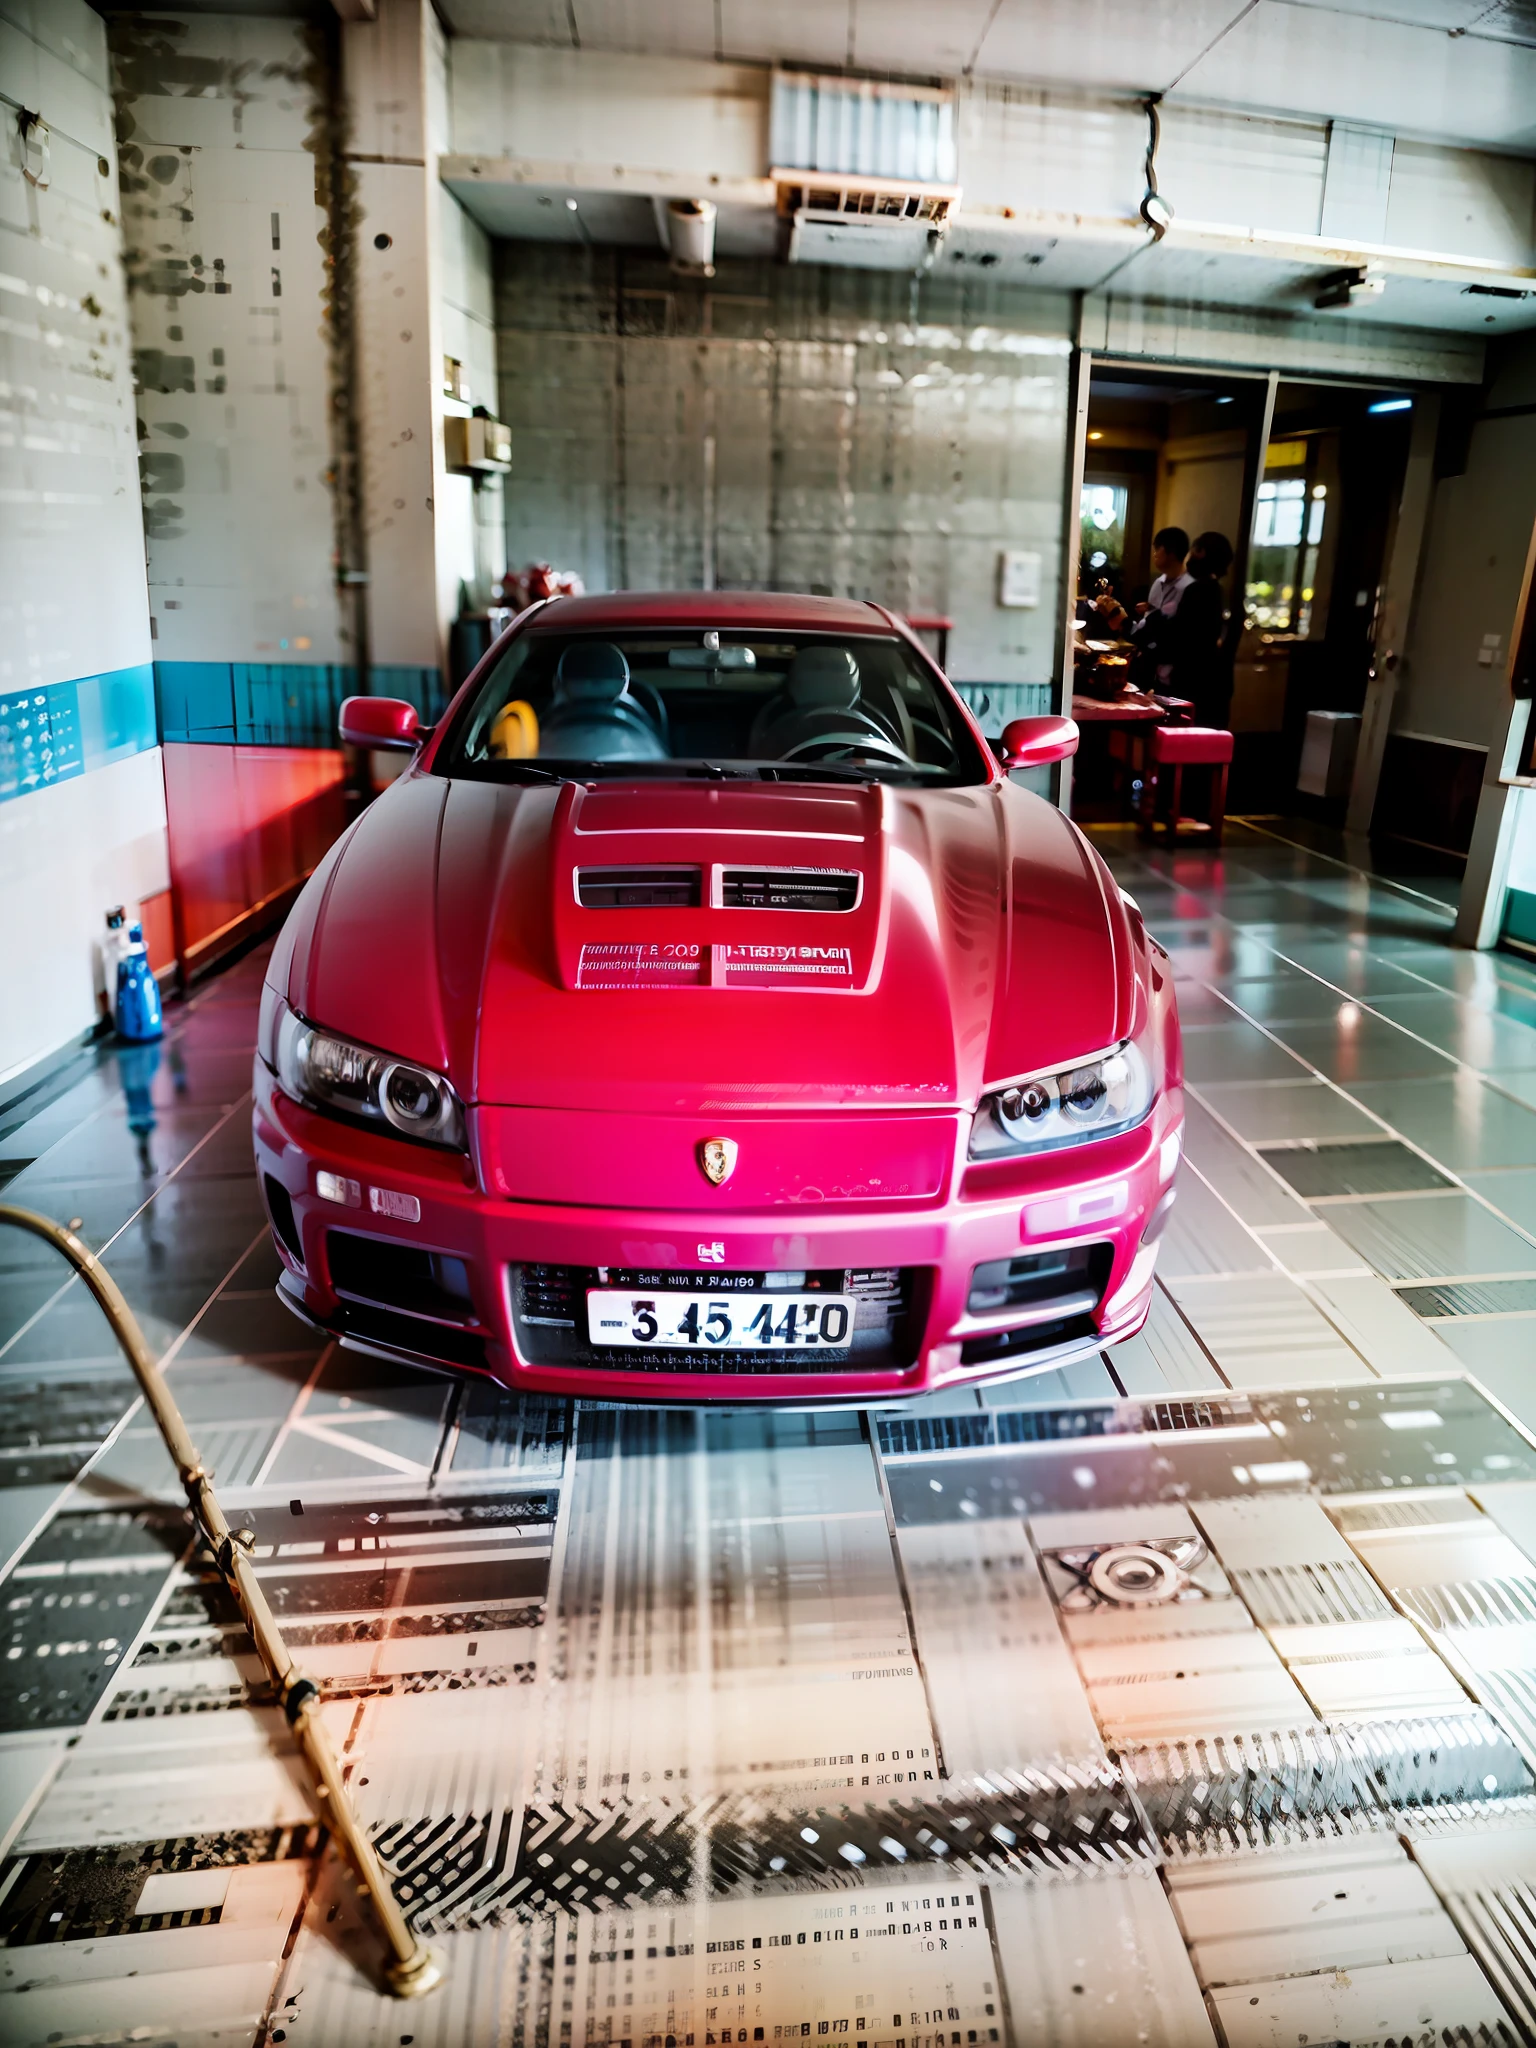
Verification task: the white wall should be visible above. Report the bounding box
[1393,338,1536,753]
[110,10,350,671]
[437,184,502,614]
[345,0,467,676]
[1155,429,1248,559]
[0,0,164,1085]
[0,756,168,1087]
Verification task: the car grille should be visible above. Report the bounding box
[511,1263,922,1374]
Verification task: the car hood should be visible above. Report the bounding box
[278,770,1143,1116]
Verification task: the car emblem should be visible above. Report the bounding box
[698,1136,738,1187]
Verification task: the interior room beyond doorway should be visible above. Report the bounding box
[1072,363,1418,837]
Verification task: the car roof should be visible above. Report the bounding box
[522,590,902,636]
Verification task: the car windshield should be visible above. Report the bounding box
[436,628,989,786]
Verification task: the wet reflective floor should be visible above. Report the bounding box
[4,821,1536,2044]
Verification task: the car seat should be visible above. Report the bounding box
[747,647,905,760]
[540,643,668,761]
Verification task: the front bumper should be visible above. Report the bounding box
[252,1060,1181,1402]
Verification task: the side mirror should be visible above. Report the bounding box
[1000,715,1079,771]
[339,695,422,751]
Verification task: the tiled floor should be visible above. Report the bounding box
[4,821,1536,2043]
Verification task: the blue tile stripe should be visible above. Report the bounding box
[954,682,1054,729]
[0,664,157,806]
[154,662,446,749]
[4,665,1027,796]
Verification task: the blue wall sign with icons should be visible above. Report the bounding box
[0,682,85,802]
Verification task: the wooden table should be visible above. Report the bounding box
[1072,692,1165,724]
[1070,693,1191,816]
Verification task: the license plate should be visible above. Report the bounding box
[586,1289,856,1351]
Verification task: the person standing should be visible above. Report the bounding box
[1163,531,1235,728]
[1094,527,1193,687]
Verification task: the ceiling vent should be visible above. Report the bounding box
[771,70,960,269]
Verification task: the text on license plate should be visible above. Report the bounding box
[586,1290,856,1350]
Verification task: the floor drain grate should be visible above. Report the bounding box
[1259,1139,1452,1199]
[1397,1278,1536,1318]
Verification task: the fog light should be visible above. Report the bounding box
[316,1171,360,1207]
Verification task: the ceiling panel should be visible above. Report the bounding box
[1307,0,1500,24]
[843,0,1002,79]
[970,0,1249,97]
[1177,0,1536,150]
[573,0,720,57]
[1111,238,1536,331]
[1475,0,1536,45]
[442,0,576,41]
[443,0,1536,152]
[942,219,1147,290]
[442,180,661,243]
[718,0,853,70]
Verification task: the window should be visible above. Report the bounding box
[1080,483,1129,586]
[1248,478,1327,635]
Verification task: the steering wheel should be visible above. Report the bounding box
[626,676,671,748]
[908,716,953,762]
[779,732,912,766]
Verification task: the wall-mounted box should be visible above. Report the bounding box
[998,549,1041,608]
[444,415,511,473]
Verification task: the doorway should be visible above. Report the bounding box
[1065,360,1418,829]
[1238,382,1415,821]
[1069,364,1267,822]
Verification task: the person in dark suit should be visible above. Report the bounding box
[1160,531,1235,727]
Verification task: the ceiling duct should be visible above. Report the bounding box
[770,70,960,270]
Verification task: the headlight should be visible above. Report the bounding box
[969,1038,1154,1159]
[271,1002,466,1150]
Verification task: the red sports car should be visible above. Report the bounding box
[254,592,1182,1402]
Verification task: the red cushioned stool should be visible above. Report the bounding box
[1139,725,1234,843]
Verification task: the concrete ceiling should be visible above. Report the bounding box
[439,0,1536,154]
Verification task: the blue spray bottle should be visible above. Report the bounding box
[114,922,164,1042]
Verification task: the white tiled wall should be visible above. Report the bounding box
[0,752,169,1088]
[0,0,162,1084]
[108,10,350,669]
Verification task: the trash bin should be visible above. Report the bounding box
[1297,710,1361,801]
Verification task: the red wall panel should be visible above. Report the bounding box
[162,744,349,972]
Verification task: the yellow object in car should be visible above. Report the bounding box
[489,699,539,759]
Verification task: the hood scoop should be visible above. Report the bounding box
[577,866,701,909]
[550,780,886,995]
[719,867,859,912]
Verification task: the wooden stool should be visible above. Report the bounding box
[1140,725,1234,843]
